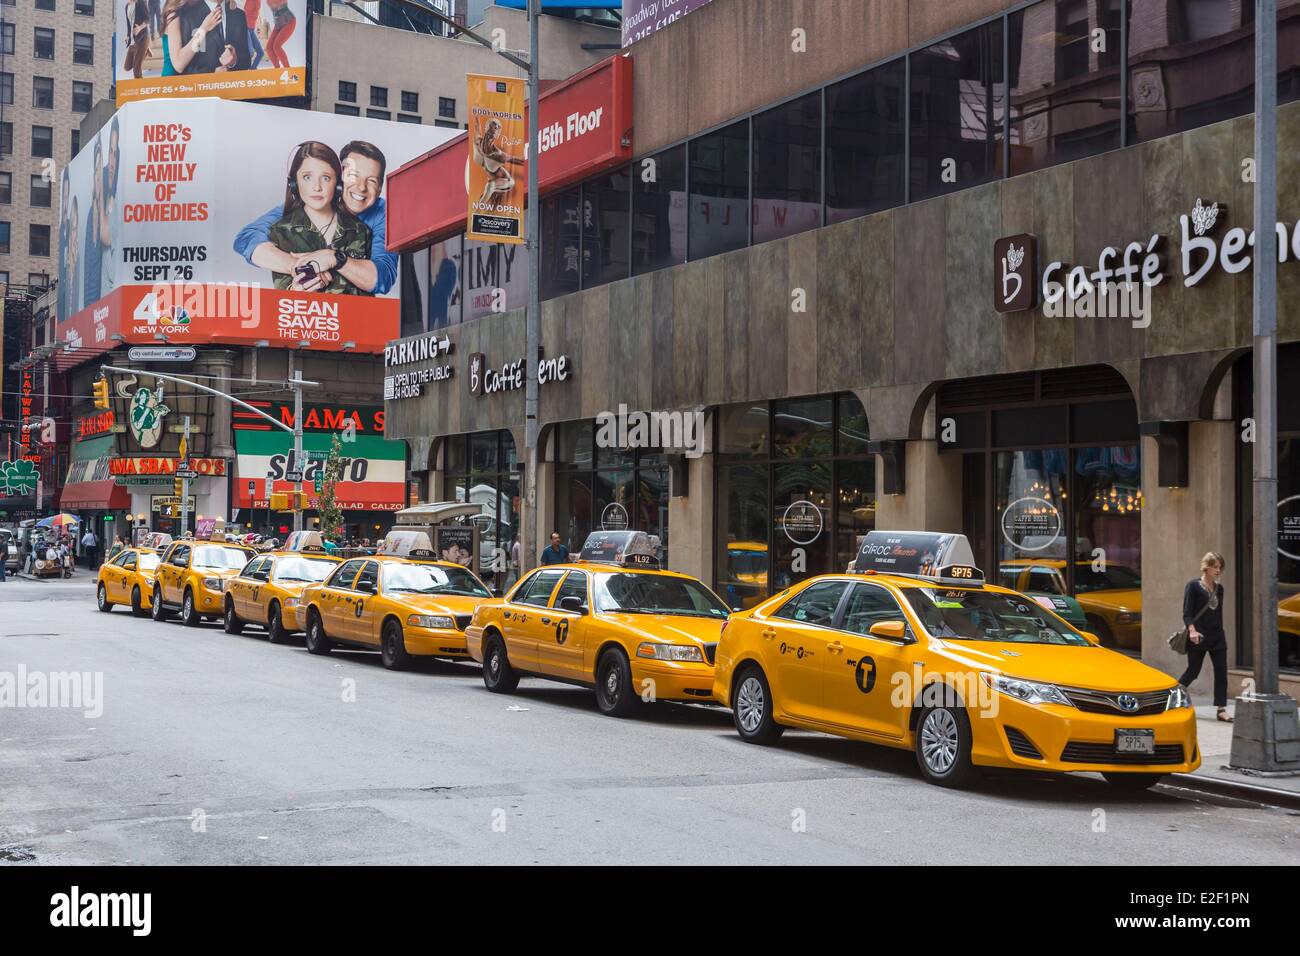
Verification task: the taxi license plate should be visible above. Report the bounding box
[1115,729,1155,755]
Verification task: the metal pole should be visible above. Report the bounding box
[524,0,541,559]
[1253,0,1279,698]
[181,416,191,537]
[293,363,304,535]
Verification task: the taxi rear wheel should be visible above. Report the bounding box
[1102,772,1165,791]
[482,633,519,693]
[381,620,412,670]
[595,647,641,718]
[733,666,784,744]
[915,705,975,788]
[223,598,245,635]
[305,612,333,656]
[96,583,112,612]
[181,589,202,627]
[131,586,148,618]
[267,603,290,644]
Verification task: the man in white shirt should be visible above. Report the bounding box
[80,527,99,570]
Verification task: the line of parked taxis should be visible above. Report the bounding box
[96,526,1199,790]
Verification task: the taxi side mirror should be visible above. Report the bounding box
[1081,630,1101,646]
[868,620,908,641]
[356,580,376,594]
[558,595,587,615]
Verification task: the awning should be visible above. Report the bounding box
[59,480,130,512]
[386,54,634,251]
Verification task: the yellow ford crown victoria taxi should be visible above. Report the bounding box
[151,538,256,626]
[223,532,342,643]
[466,531,731,717]
[1000,558,1142,650]
[297,533,493,669]
[96,547,162,617]
[713,531,1199,790]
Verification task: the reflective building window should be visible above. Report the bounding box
[751,91,822,243]
[541,186,581,301]
[688,120,749,260]
[632,144,685,275]
[825,58,906,224]
[582,165,630,290]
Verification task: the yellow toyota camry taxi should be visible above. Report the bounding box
[96,547,162,617]
[713,531,1199,790]
[223,532,342,643]
[152,537,256,626]
[466,531,731,717]
[297,532,493,669]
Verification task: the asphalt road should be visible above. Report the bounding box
[2,576,1297,865]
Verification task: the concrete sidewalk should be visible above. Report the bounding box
[1169,701,1300,808]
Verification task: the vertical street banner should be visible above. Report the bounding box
[467,74,526,244]
[116,0,309,104]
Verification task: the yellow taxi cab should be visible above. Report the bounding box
[465,531,731,717]
[1279,592,1300,670]
[297,531,493,669]
[1000,558,1142,649]
[223,531,342,643]
[95,547,162,617]
[713,531,1199,790]
[151,536,256,627]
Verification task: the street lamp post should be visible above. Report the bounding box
[1231,0,1300,773]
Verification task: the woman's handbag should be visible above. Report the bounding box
[1167,588,1216,655]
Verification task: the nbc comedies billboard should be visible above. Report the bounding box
[55,98,457,357]
[116,0,308,105]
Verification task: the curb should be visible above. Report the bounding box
[1165,771,1300,811]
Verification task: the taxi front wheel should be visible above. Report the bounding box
[915,706,975,788]
[131,586,147,618]
[595,648,642,718]
[482,634,519,693]
[181,589,201,627]
[305,612,333,656]
[151,585,172,621]
[267,603,290,644]
[223,598,245,635]
[733,666,784,744]
[381,621,413,670]
[97,584,112,612]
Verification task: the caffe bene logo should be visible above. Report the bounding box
[468,351,574,398]
[994,199,1300,314]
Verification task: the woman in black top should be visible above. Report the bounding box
[1178,551,1231,721]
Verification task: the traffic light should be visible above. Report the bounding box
[270,492,309,512]
[92,377,110,410]
[174,476,184,498]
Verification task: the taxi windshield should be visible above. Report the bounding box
[381,562,490,598]
[594,573,730,618]
[903,588,1090,645]
[192,546,253,570]
[273,557,338,583]
[137,553,161,572]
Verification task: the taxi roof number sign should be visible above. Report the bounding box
[852,531,984,585]
[579,530,661,569]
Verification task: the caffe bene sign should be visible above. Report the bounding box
[468,351,574,397]
[994,199,1300,313]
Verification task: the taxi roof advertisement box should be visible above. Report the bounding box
[387,55,633,252]
[54,99,457,361]
[116,0,309,105]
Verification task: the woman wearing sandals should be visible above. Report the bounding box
[1178,551,1232,722]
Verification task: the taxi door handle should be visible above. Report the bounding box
[762,629,777,640]
[541,617,551,626]
[827,641,844,654]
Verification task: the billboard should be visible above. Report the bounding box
[622,0,715,47]
[233,431,406,512]
[55,98,456,359]
[116,0,308,105]
[467,74,526,243]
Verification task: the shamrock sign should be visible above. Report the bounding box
[0,458,39,496]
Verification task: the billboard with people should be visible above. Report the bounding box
[56,98,456,356]
[117,0,308,104]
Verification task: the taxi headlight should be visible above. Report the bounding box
[408,614,454,630]
[981,672,1073,707]
[636,642,705,663]
[1166,684,1191,710]
[202,577,226,592]
[282,597,299,608]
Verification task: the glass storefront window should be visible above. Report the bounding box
[825,58,906,224]
[1008,0,1122,176]
[715,394,874,609]
[582,165,630,290]
[463,235,527,323]
[541,186,581,301]
[688,119,749,260]
[632,144,686,276]
[909,19,1007,201]
[426,233,463,329]
[1127,0,1256,143]
[443,431,521,594]
[751,91,822,244]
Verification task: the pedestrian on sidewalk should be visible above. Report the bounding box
[539,531,569,566]
[1178,551,1231,722]
[81,527,99,570]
